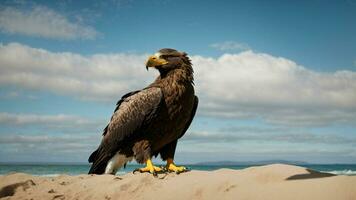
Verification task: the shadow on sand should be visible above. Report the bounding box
[0,180,36,198]
[286,169,336,180]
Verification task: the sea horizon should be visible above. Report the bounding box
[1,161,356,177]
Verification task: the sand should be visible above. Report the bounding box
[0,164,355,200]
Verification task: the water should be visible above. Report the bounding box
[1,163,356,176]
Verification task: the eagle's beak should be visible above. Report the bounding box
[145,55,168,70]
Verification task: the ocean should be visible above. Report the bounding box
[1,163,356,177]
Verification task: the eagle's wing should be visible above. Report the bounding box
[179,95,198,138]
[88,87,163,174]
[159,96,198,160]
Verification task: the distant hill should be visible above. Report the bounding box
[194,160,310,166]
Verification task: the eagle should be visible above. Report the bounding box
[88,48,198,176]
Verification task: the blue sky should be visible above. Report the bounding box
[0,0,355,164]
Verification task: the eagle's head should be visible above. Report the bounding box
[145,48,192,75]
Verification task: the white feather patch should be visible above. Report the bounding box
[154,52,161,58]
[105,152,133,174]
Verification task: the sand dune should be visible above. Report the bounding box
[0,164,355,200]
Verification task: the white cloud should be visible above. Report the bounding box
[0,112,104,132]
[0,112,94,125]
[175,130,356,163]
[0,90,37,100]
[1,42,356,126]
[183,130,356,145]
[0,133,100,162]
[0,6,98,40]
[0,134,95,145]
[1,132,354,163]
[1,91,19,98]
[0,43,154,101]
[210,41,250,51]
[193,52,356,126]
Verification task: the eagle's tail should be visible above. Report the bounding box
[88,149,98,163]
[88,148,111,174]
[88,148,131,175]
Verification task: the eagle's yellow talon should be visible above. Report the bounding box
[133,159,162,176]
[139,165,163,173]
[167,164,186,172]
[166,158,188,174]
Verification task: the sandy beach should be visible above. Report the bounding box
[0,164,355,200]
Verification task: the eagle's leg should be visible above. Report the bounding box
[160,140,189,174]
[165,158,188,174]
[133,159,163,176]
